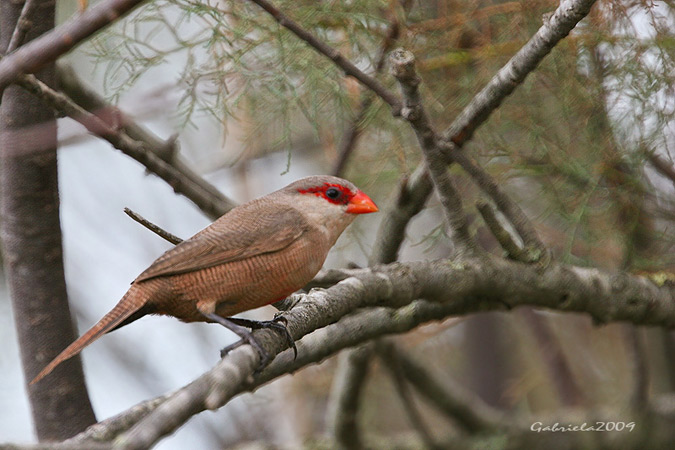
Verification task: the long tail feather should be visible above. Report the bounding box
[30,289,146,385]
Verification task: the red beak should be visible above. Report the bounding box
[346,190,378,214]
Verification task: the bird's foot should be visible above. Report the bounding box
[226,316,297,360]
[202,313,273,367]
[219,339,245,358]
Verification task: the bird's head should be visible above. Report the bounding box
[281,175,378,236]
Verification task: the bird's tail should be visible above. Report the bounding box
[30,287,147,385]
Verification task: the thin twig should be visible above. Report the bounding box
[453,151,545,258]
[123,208,183,245]
[247,0,401,113]
[5,0,39,53]
[15,73,236,218]
[476,200,532,261]
[389,48,477,255]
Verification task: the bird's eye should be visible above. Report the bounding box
[325,187,341,199]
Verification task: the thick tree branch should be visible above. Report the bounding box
[377,342,441,449]
[0,0,97,439]
[376,340,508,433]
[327,345,373,449]
[0,0,149,90]
[94,254,675,448]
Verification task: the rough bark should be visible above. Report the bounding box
[0,0,96,440]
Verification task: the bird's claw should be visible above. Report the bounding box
[254,317,297,360]
[219,315,297,361]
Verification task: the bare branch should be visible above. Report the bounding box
[454,151,546,258]
[107,254,675,447]
[65,395,170,446]
[368,167,432,265]
[390,48,477,255]
[247,0,401,113]
[371,0,596,265]
[57,65,179,163]
[0,0,149,90]
[15,73,236,218]
[476,200,531,261]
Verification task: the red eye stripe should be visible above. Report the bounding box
[297,183,355,205]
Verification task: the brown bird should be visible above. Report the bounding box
[31,175,378,384]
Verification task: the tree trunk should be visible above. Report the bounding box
[0,0,96,440]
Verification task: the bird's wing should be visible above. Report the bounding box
[134,205,308,282]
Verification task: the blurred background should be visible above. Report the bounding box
[2,0,675,447]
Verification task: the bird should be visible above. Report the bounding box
[31,175,378,384]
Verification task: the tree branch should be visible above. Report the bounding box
[82,254,675,448]
[442,0,597,146]
[377,340,508,433]
[389,48,477,255]
[332,0,412,176]
[0,0,150,90]
[327,345,373,449]
[453,151,546,258]
[371,0,596,266]
[476,200,530,260]
[15,72,236,218]
[247,0,401,113]
[4,0,38,53]
[123,208,183,245]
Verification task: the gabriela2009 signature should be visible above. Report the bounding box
[530,422,636,432]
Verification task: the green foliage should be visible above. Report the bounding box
[87,0,675,267]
